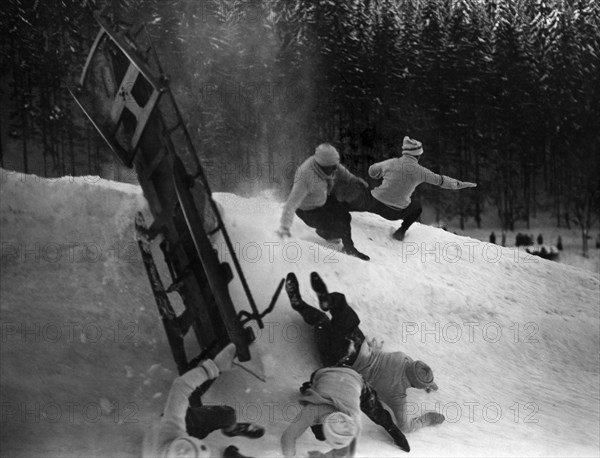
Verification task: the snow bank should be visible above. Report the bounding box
[1,170,598,457]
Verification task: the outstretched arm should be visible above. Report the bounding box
[422,167,476,190]
[280,179,310,235]
[281,406,315,457]
[437,175,477,190]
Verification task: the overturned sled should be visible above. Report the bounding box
[70,15,281,375]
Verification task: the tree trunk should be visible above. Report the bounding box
[21,83,29,174]
[0,109,3,169]
[582,227,589,258]
[69,127,75,176]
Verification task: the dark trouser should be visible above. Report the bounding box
[186,383,236,439]
[296,195,355,248]
[360,382,401,433]
[368,197,422,234]
[293,292,364,366]
[186,405,237,439]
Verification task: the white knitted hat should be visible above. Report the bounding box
[402,136,423,156]
[314,143,340,166]
[406,360,436,390]
[322,412,357,449]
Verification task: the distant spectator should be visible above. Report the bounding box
[557,236,563,251]
[596,233,600,249]
[515,233,533,247]
[537,233,544,245]
[489,232,496,244]
[501,232,506,247]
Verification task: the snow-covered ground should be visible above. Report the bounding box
[443,227,600,275]
[1,169,599,457]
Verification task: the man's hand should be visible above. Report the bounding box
[358,178,369,188]
[276,227,292,239]
[367,336,384,350]
[457,181,477,189]
[213,343,237,373]
[425,382,439,393]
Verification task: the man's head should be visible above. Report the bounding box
[406,360,438,392]
[165,436,211,458]
[322,411,358,449]
[401,136,423,157]
[314,143,340,175]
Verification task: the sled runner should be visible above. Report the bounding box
[71,15,280,374]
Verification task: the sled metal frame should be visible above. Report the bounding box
[71,15,279,373]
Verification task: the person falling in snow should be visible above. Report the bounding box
[281,365,410,458]
[277,143,371,261]
[142,343,264,458]
[367,136,477,241]
[285,271,445,435]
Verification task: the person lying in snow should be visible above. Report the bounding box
[277,143,371,261]
[142,343,264,458]
[281,365,410,458]
[285,272,445,435]
[334,136,476,241]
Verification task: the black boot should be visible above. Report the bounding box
[223,445,253,458]
[287,273,328,325]
[310,272,331,310]
[342,244,370,261]
[222,423,265,439]
[285,272,302,310]
[386,425,410,452]
[392,228,406,241]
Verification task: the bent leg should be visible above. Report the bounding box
[296,197,350,239]
[294,300,329,326]
[315,319,339,366]
[360,383,410,452]
[396,201,422,234]
[367,197,405,221]
[328,292,361,334]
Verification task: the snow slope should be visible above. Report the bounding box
[1,170,599,457]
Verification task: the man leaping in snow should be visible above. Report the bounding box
[285,271,445,436]
[277,143,371,261]
[367,136,477,241]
